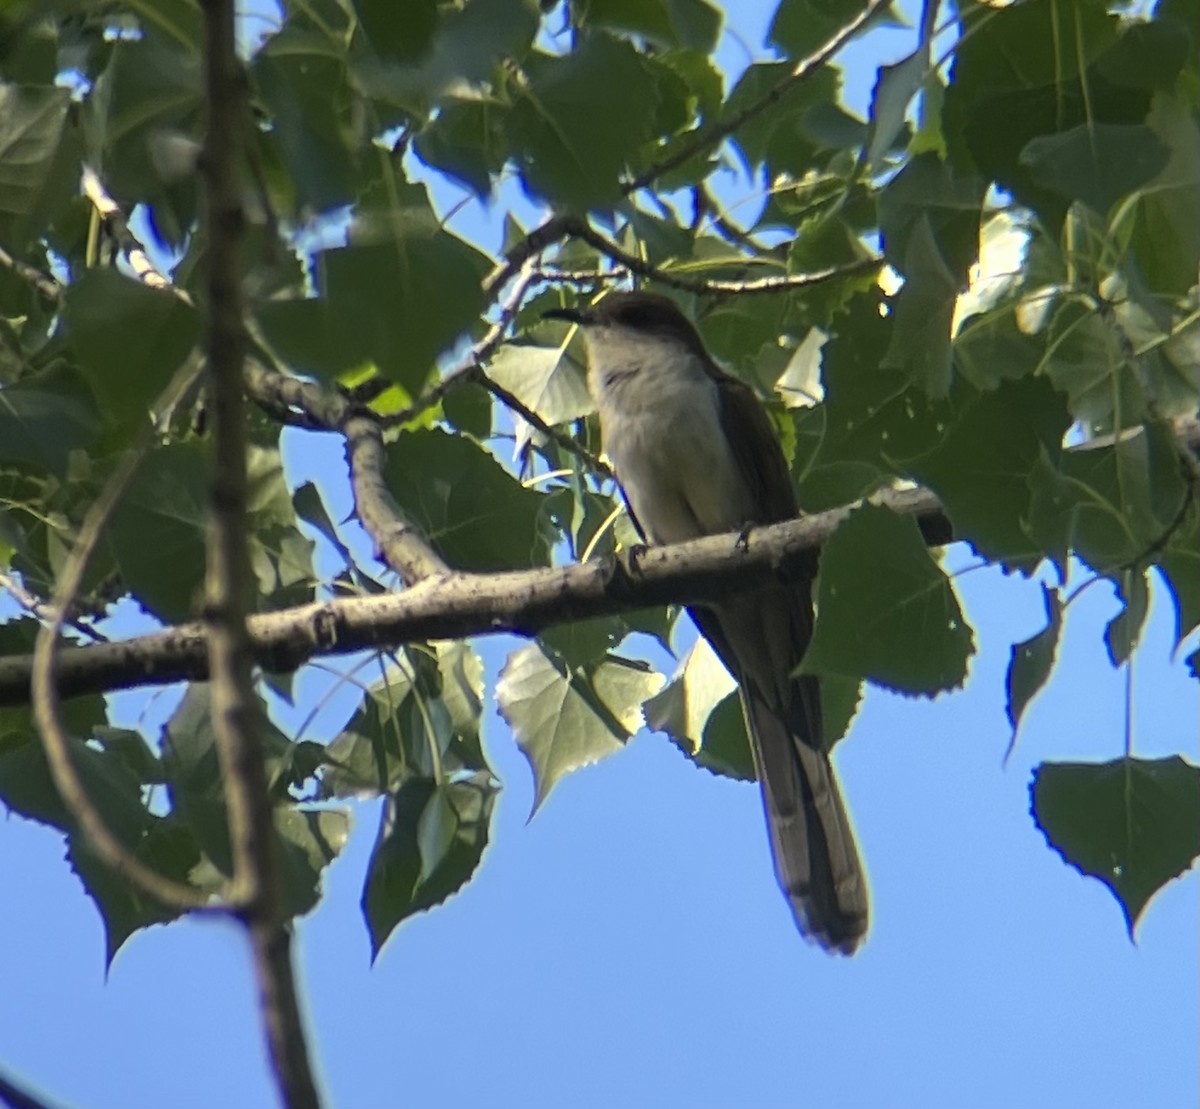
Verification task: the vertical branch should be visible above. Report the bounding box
[199,2,321,1107]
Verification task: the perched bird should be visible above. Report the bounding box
[546,290,868,953]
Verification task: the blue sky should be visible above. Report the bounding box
[2,2,1197,1107]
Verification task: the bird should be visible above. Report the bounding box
[545,289,868,953]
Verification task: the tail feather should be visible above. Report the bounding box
[744,687,868,954]
[690,588,869,952]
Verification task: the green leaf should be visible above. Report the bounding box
[645,632,866,775]
[274,807,352,918]
[486,340,592,461]
[67,818,201,965]
[64,270,201,430]
[1105,569,1149,667]
[538,616,628,669]
[769,0,896,60]
[161,685,294,871]
[793,290,953,509]
[362,771,497,959]
[880,216,960,396]
[505,35,661,209]
[331,183,489,389]
[0,364,101,477]
[87,29,202,238]
[384,428,553,570]
[1031,757,1200,937]
[1154,496,1200,645]
[0,83,70,216]
[878,152,986,284]
[1027,421,1188,577]
[803,504,975,695]
[1095,17,1191,93]
[1005,583,1063,756]
[293,480,353,567]
[320,644,489,800]
[107,441,207,622]
[1128,91,1200,295]
[573,0,723,52]
[486,342,593,429]
[0,730,148,841]
[253,28,360,214]
[643,636,752,780]
[722,61,840,176]
[497,643,664,815]
[356,0,440,61]
[355,0,539,116]
[865,46,927,168]
[246,447,317,610]
[1020,123,1170,216]
[162,686,238,875]
[0,713,195,963]
[413,98,510,197]
[906,376,1072,570]
[941,0,1126,220]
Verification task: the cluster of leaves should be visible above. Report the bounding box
[0,0,1197,959]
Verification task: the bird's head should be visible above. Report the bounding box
[543,290,711,366]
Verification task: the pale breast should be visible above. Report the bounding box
[588,329,751,545]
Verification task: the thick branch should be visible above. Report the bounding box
[242,361,448,582]
[1,486,949,705]
[8,413,1199,708]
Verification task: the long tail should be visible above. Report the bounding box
[743,685,868,953]
[691,586,868,952]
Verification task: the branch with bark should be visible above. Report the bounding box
[3,485,950,705]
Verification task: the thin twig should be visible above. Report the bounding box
[0,1068,64,1109]
[694,183,778,256]
[0,244,61,301]
[30,368,217,912]
[380,268,541,430]
[556,214,880,295]
[376,266,612,476]
[0,572,108,643]
[486,213,878,309]
[482,213,573,298]
[624,0,893,193]
[81,167,178,292]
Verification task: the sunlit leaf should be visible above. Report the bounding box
[362,771,497,958]
[497,643,664,815]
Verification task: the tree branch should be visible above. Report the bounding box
[556,215,881,294]
[6,417,1198,710]
[0,243,61,302]
[81,167,177,291]
[241,361,449,582]
[31,410,215,910]
[3,485,950,705]
[0,1068,63,1109]
[624,0,893,193]
[199,2,321,1106]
